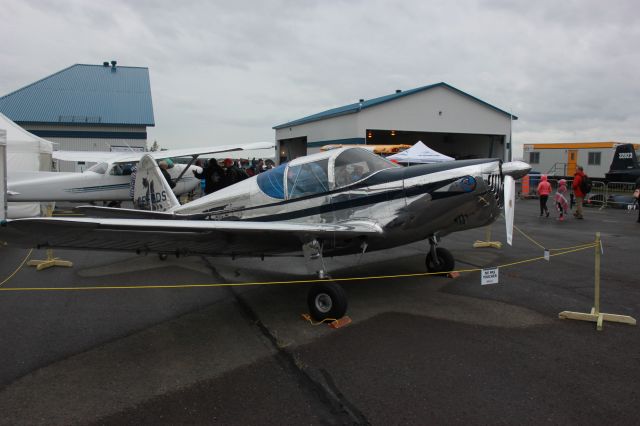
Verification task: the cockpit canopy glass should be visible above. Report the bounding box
[333,148,397,188]
[86,162,108,174]
[287,159,329,199]
[256,163,286,199]
[109,162,136,176]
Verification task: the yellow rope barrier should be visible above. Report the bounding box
[0,249,33,287]
[0,243,596,293]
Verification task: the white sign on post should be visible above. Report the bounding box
[544,249,550,261]
[481,267,499,285]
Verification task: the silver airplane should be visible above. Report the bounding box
[1,147,530,320]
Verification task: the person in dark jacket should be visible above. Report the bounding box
[158,161,176,189]
[193,158,225,195]
[223,158,248,186]
[571,166,586,219]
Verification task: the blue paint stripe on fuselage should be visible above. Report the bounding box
[64,183,130,193]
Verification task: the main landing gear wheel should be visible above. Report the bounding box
[307,282,348,321]
[425,247,455,274]
[158,253,168,261]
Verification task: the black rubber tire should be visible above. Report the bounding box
[425,247,455,274]
[158,253,169,261]
[307,282,348,321]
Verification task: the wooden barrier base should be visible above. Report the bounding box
[473,240,502,249]
[27,249,73,271]
[559,307,636,331]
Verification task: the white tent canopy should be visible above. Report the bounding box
[0,113,54,218]
[386,141,454,164]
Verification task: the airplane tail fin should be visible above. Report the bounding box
[609,144,638,171]
[133,154,180,211]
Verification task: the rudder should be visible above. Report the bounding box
[609,144,638,171]
[133,154,180,211]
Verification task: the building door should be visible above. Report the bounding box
[567,150,578,176]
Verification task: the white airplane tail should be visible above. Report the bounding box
[133,154,180,211]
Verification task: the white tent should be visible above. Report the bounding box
[386,141,454,164]
[0,113,54,218]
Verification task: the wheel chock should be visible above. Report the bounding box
[329,316,352,329]
[301,313,352,328]
[447,271,460,279]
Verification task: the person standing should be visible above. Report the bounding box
[537,175,552,217]
[571,166,586,219]
[223,158,249,186]
[158,161,176,189]
[193,158,225,195]
[555,179,570,221]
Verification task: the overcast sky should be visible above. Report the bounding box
[1,0,639,157]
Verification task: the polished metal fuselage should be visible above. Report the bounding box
[174,158,506,256]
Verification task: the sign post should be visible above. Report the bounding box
[559,232,636,331]
[0,129,6,222]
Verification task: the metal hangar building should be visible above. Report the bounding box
[0,61,154,171]
[273,82,516,163]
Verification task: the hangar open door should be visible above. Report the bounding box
[365,129,505,160]
[278,136,307,164]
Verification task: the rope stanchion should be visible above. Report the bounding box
[27,205,73,271]
[559,232,636,331]
[473,225,502,249]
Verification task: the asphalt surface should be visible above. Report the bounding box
[0,199,638,425]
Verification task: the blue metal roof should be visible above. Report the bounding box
[0,64,154,126]
[273,82,517,129]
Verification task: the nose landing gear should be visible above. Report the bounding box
[303,239,349,321]
[426,236,455,274]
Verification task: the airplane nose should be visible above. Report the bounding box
[502,161,531,180]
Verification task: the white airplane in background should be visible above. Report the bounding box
[2,147,530,320]
[6,142,274,203]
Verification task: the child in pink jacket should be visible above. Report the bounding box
[537,175,552,217]
[555,179,570,221]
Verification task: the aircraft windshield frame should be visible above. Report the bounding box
[286,159,330,199]
[331,147,398,189]
[86,162,108,174]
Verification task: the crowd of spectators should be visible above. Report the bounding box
[193,157,275,196]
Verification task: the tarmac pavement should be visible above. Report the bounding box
[0,199,638,425]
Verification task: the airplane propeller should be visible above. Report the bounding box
[503,175,515,246]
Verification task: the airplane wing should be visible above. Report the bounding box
[0,217,382,257]
[52,142,275,164]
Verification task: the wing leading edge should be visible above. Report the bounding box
[1,217,382,257]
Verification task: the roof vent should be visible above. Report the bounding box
[103,61,109,67]
[359,99,364,103]
[396,89,402,93]
[110,60,117,72]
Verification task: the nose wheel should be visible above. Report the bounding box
[426,235,455,274]
[307,282,348,321]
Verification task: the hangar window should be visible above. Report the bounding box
[588,152,601,165]
[257,163,286,199]
[529,152,540,164]
[287,159,329,199]
[333,148,397,188]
